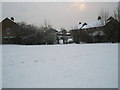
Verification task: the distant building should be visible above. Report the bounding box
[57,30,73,44]
[70,16,119,43]
[0,17,19,44]
[104,17,119,42]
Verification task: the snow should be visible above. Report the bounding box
[2,44,118,88]
[67,38,73,42]
[82,20,103,29]
[59,39,63,44]
[73,20,103,30]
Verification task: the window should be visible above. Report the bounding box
[6,28,10,34]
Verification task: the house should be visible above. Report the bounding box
[70,17,119,43]
[104,17,119,42]
[70,20,104,43]
[0,17,20,44]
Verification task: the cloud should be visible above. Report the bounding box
[71,2,86,11]
[2,2,118,30]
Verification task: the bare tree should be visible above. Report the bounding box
[99,9,109,25]
[113,4,120,22]
[114,1,120,22]
[118,1,120,22]
[60,28,67,44]
[113,9,118,21]
[44,19,52,29]
[44,19,47,28]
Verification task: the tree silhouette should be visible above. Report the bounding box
[99,9,109,25]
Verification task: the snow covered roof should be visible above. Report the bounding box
[82,20,103,29]
[72,19,104,30]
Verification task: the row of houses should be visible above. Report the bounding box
[0,16,119,44]
[70,17,119,43]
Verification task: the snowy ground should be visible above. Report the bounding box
[2,44,118,88]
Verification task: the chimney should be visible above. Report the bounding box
[11,17,14,21]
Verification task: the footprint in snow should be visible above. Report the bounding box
[34,60,38,62]
[21,61,24,64]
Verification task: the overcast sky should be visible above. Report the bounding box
[2,2,118,30]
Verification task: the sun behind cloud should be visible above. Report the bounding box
[79,3,86,10]
[72,2,86,11]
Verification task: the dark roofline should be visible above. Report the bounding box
[70,26,104,32]
[107,16,119,22]
[1,17,19,26]
[2,17,13,22]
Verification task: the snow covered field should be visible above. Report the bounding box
[2,44,118,88]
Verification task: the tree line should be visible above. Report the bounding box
[11,22,58,45]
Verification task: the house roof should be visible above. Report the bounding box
[73,20,104,30]
[72,16,119,30]
[107,17,118,23]
[1,17,18,25]
[1,17,19,29]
